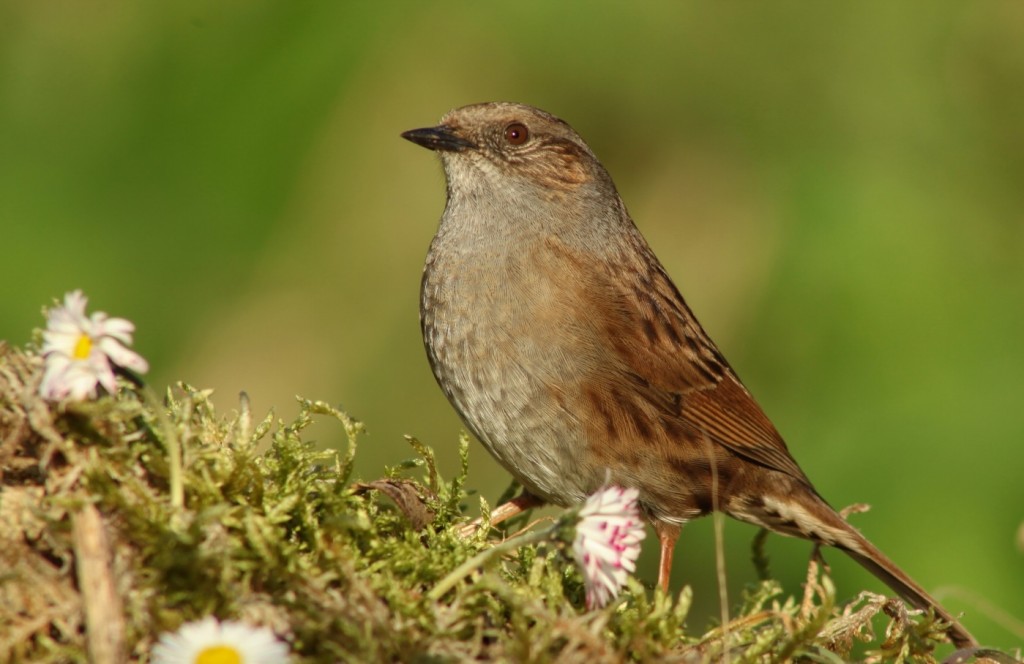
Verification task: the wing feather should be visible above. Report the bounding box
[576,236,810,483]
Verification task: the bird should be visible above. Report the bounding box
[401,101,976,648]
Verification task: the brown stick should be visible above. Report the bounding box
[72,503,126,664]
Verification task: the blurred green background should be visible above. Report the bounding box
[2,0,1021,649]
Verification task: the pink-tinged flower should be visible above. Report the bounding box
[572,485,647,609]
[151,617,290,664]
[39,290,148,401]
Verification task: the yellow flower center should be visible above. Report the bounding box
[73,333,93,360]
[195,645,243,664]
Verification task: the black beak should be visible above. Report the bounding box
[401,125,477,152]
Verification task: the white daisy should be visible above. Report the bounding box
[39,290,148,401]
[572,485,647,609]
[151,617,290,664]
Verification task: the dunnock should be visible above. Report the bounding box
[402,102,975,647]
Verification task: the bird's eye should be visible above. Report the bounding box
[504,122,529,145]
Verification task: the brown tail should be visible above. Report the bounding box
[840,530,977,648]
[744,491,978,648]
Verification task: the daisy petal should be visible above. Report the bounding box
[98,337,149,373]
[152,617,290,664]
[39,291,148,402]
[572,486,646,609]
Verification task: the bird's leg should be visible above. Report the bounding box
[652,521,682,592]
[456,491,543,538]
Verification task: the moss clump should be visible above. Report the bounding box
[0,342,1004,662]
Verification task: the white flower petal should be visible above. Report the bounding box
[39,357,72,400]
[97,337,149,373]
[152,617,290,664]
[572,485,646,609]
[62,290,89,318]
[43,317,83,339]
[94,314,136,345]
[39,290,148,401]
[94,360,118,395]
[63,362,103,401]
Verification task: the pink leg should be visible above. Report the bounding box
[456,492,544,538]
[653,521,681,592]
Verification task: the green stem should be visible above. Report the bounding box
[428,527,553,602]
[141,385,183,510]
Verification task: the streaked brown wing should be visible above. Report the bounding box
[593,240,810,483]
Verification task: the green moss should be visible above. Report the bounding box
[0,342,1008,662]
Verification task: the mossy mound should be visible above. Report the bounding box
[0,342,1002,663]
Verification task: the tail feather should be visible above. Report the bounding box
[840,531,977,648]
[739,491,978,648]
